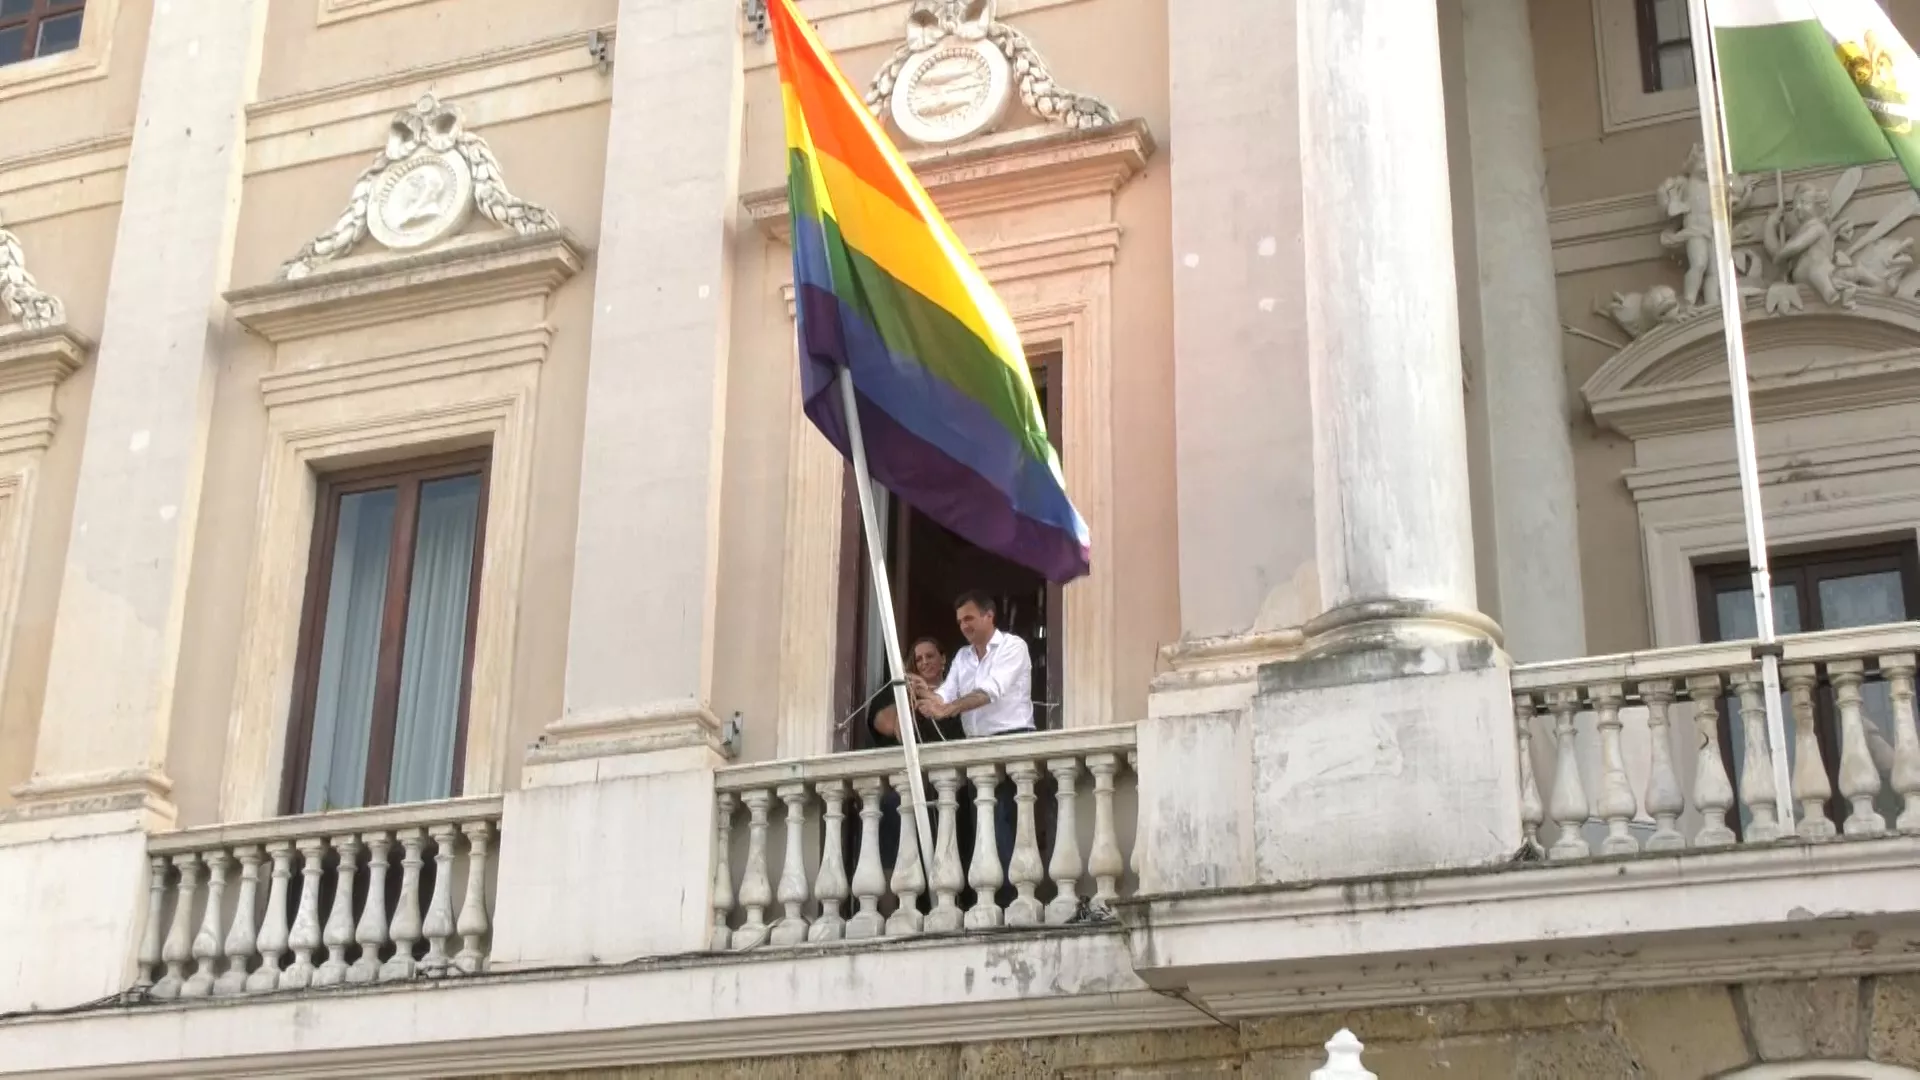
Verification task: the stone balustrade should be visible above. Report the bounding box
[711,726,1138,949]
[136,796,502,999]
[1511,624,1920,859]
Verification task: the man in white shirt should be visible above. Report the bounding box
[915,590,1034,906]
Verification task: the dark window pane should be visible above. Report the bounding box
[1713,583,1803,641]
[35,11,82,57]
[0,0,33,19]
[1656,43,1695,90]
[302,487,398,814]
[0,27,25,65]
[50,0,87,8]
[1651,0,1689,43]
[1817,571,1906,629]
[386,475,481,805]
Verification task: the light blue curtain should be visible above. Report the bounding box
[303,490,397,814]
[387,475,482,805]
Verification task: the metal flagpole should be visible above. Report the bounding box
[838,368,940,882]
[1686,0,1796,832]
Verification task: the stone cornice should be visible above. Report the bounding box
[0,324,90,457]
[226,231,586,344]
[742,119,1156,243]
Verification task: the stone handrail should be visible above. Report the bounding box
[138,795,503,999]
[712,725,1138,949]
[1511,624,1920,859]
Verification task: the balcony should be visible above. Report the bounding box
[7,632,1920,1076]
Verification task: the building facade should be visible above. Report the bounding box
[1,0,1920,1075]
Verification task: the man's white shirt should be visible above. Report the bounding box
[936,629,1034,738]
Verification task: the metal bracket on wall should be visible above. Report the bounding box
[744,0,769,43]
[587,29,613,74]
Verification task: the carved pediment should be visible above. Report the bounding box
[278,94,560,281]
[1583,293,1920,439]
[865,0,1117,148]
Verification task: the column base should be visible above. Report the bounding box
[1299,598,1503,661]
[523,700,732,788]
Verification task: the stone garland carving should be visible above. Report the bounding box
[865,0,1118,148]
[279,95,561,281]
[0,224,65,331]
[1598,145,1920,341]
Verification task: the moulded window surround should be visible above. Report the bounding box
[1594,0,1698,133]
[316,0,445,26]
[0,0,113,103]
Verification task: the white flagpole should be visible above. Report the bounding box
[837,368,939,882]
[1687,0,1797,833]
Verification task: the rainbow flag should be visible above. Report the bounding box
[767,0,1090,584]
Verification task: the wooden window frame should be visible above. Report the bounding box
[1633,0,1694,94]
[0,0,84,66]
[280,448,492,816]
[1694,539,1920,832]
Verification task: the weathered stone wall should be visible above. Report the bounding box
[486,976,1920,1078]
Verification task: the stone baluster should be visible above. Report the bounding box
[1884,653,1920,835]
[420,824,459,976]
[349,832,391,984]
[770,784,813,946]
[455,820,494,974]
[1783,664,1835,840]
[152,853,199,999]
[886,771,927,936]
[1686,674,1737,846]
[281,837,327,989]
[315,835,361,987]
[847,777,888,940]
[1512,695,1545,857]
[1005,760,1045,926]
[1830,660,1887,836]
[1637,681,1687,851]
[1590,683,1639,855]
[246,842,293,993]
[925,768,966,932]
[809,780,850,943]
[1545,690,1590,859]
[1088,753,1124,907]
[731,789,773,950]
[380,828,426,980]
[182,848,229,998]
[135,855,168,992]
[214,846,261,996]
[1126,750,1141,884]
[1732,671,1785,842]
[964,764,1006,930]
[1045,757,1084,923]
[710,793,736,952]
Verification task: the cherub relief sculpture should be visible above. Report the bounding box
[1597,147,1920,341]
[0,223,64,331]
[279,94,560,280]
[865,0,1117,146]
[1657,145,1755,310]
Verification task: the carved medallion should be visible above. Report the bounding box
[367,149,475,251]
[891,38,1011,147]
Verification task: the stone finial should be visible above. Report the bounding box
[866,0,1117,148]
[0,224,66,330]
[1311,1029,1377,1080]
[279,94,560,280]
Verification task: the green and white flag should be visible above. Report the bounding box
[1710,0,1920,186]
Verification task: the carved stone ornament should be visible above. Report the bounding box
[866,0,1118,148]
[0,223,65,331]
[279,94,560,280]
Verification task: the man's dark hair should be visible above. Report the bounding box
[952,590,997,617]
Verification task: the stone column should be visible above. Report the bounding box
[541,0,742,769]
[493,0,738,968]
[1297,0,1496,655]
[1461,0,1587,663]
[0,0,267,1016]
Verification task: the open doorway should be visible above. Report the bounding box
[836,350,1066,749]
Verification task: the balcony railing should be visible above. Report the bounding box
[709,725,1138,948]
[135,796,502,998]
[1511,624,1920,859]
